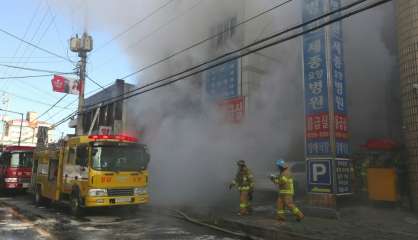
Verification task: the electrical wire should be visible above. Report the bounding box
[91,0,205,73]
[86,75,105,90]
[0,0,42,78]
[88,0,294,89]
[101,0,295,84]
[0,73,72,80]
[0,26,72,62]
[0,90,71,110]
[88,0,371,108]
[31,94,68,123]
[0,63,74,74]
[92,0,176,54]
[52,0,390,128]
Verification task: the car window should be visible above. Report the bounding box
[291,162,306,173]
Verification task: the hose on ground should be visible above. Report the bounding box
[168,208,256,239]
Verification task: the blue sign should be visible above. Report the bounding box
[307,159,333,193]
[303,0,330,156]
[303,31,329,115]
[206,59,239,99]
[335,159,353,194]
[306,139,330,156]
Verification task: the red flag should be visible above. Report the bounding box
[51,75,81,95]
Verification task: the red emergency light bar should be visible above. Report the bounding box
[88,135,138,142]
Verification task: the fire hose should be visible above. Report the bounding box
[169,208,257,239]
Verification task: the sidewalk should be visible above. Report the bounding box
[182,191,418,240]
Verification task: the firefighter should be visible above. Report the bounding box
[229,160,254,216]
[270,159,304,223]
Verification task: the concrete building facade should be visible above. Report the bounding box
[0,112,54,147]
[396,0,418,210]
[81,79,135,136]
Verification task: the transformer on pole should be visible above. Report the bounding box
[69,33,93,135]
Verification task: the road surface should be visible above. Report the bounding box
[0,193,238,240]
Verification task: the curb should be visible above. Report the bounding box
[183,210,321,240]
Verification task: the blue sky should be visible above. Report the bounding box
[0,0,136,139]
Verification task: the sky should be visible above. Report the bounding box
[0,0,137,139]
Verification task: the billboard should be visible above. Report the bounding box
[51,75,81,95]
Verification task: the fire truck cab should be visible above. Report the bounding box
[0,146,34,191]
[33,134,150,216]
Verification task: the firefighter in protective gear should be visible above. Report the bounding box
[271,159,304,222]
[229,160,254,216]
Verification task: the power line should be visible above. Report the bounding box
[42,83,112,123]
[92,0,176,54]
[31,94,68,123]
[0,26,72,62]
[91,0,205,73]
[0,90,72,110]
[89,0,371,108]
[0,63,74,74]
[119,0,295,80]
[0,0,42,78]
[86,75,105,89]
[0,73,72,80]
[52,0,388,129]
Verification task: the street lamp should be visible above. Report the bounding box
[0,108,24,146]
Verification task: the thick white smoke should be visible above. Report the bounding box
[51,0,399,206]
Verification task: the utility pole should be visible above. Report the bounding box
[70,33,93,136]
[0,94,9,145]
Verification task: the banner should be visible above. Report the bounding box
[51,75,81,95]
[218,96,245,124]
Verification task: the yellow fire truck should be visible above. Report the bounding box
[32,134,150,216]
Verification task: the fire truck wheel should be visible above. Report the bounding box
[70,190,84,217]
[34,185,44,205]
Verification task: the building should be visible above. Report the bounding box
[0,112,55,147]
[396,0,418,211]
[78,79,135,136]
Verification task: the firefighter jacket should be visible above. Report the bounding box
[231,168,254,192]
[272,169,294,195]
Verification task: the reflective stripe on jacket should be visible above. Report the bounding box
[272,170,294,195]
[232,168,254,191]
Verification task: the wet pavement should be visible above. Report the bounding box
[0,193,239,240]
[0,204,50,240]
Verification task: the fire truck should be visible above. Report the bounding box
[33,134,150,216]
[0,146,35,191]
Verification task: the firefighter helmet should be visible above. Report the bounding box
[237,160,246,166]
[276,159,288,169]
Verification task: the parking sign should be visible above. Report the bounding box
[307,159,333,193]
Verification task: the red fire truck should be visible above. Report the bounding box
[0,146,34,191]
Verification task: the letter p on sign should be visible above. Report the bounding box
[313,163,326,181]
[308,159,331,185]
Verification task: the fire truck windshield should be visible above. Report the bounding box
[10,152,33,168]
[91,145,149,172]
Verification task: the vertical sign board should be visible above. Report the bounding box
[335,159,352,194]
[206,58,244,123]
[329,0,350,158]
[302,0,331,157]
[303,0,352,194]
[206,59,240,100]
